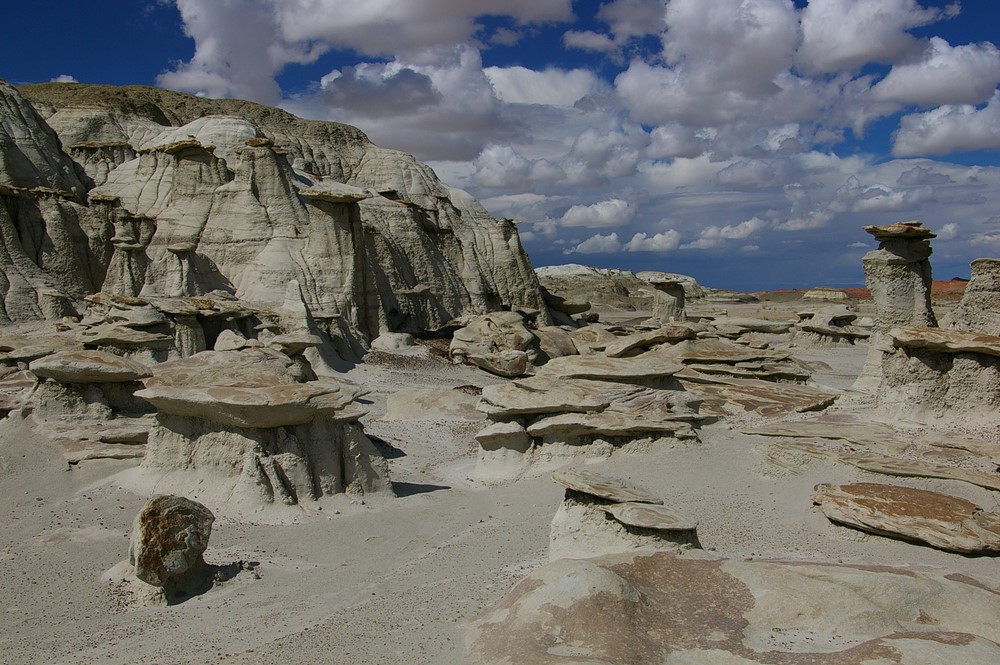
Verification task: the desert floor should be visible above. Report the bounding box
[1,299,997,665]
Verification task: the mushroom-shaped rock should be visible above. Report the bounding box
[128,495,214,589]
[267,333,323,356]
[812,482,1000,554]
[601,501,697,532]
[30,350,152,383]
[552,469,663,505]
[136,381,365,429]
[550,470,701,559]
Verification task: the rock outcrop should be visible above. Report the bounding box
[470,549,1000,664]
[941,258,1000,335]
[854,221,937,392]
[134,348,391,521]
[1,80,550,358]
[549,470,699,560]
[813,482,1000,554]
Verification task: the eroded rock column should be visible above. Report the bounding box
[941,257,1000,335]
[853,221,936,393]
[650,279,686,323]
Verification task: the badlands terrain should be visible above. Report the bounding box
[1,80,999,664]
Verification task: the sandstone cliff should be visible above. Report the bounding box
[0,80,548,346]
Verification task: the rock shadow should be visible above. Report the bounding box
[391,481,450,497]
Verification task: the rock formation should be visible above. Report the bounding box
[941,257,1000,335]
[470,549,1000,664]
[854,221,937,392]
[549,470,699,560]
[0,80,551,359]
[792,304,870,346]
[128,495,215,594]
[647,277,686,323]
[813,482,1000,554]
[133,347,391,522]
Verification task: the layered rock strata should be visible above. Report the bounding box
[549,470,699,560]
[854,221,937,392]
[1,81,550,358]
[134,348,391,521]
[941,257,1000,335]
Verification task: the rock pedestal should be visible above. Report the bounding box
[854,221,937,392]
[941,257,1000,335]
[649,279,686,323]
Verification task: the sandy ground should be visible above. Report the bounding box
[0,300,997,664]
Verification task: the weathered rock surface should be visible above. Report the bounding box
[135,348,391,520]
[941,258,1000,335]
[2,81,551,357]
[549,470,698,559]
[128,495,214,590]
[449,311,540,377]
[813,482,1000,554]
[855,221,938,392]
[29,349,151,383]
[470,549,1000,664]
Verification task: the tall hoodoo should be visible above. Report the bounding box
[853,221,936,392]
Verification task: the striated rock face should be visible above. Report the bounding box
[854,221,937,392]
[1,81,549,351]
[136,348,391,521]
[470,549,1000,664]
[813,482,1000,554]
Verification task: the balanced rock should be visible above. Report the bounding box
[550,470,698,560]
[128,495,214,591]
[813,482,1000,554]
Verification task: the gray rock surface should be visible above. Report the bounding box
[2,81,550,355]
[941,258,1000,335]
[470,550,1000,664]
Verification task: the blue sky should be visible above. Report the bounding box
[4,0,1000,290]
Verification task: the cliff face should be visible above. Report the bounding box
[0,80,548,340]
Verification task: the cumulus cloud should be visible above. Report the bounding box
[871,38,1000,107]
[560,198,636,228]
[484,66,602,106]
[716,160,781,189]
[566,232,622,254]
[49,74,78,83]
[936,222,960,239]
[797,0,950,75]
[319,65,441,117]
[682,217,767,249]
[624,230,681,252]
[563,30,618,53]
[159,0,573,101]
[471,144,562,189]
[893,92,1000,156]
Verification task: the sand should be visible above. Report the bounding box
[1,299,997,664]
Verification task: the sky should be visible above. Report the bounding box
[4,0,1000,290]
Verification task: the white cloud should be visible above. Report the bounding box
[566,232,622,254]
[682,217,767,249]
[49,74,78,83]
[563,30,618,53]
[871,38,1000,107]
[560,198,636,228]
[937,222,959,240]
[797,0,947,75]
[893,92,1000,157]
[484,66,603,106]
[716,160,781,189]
[624,230,681,252]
